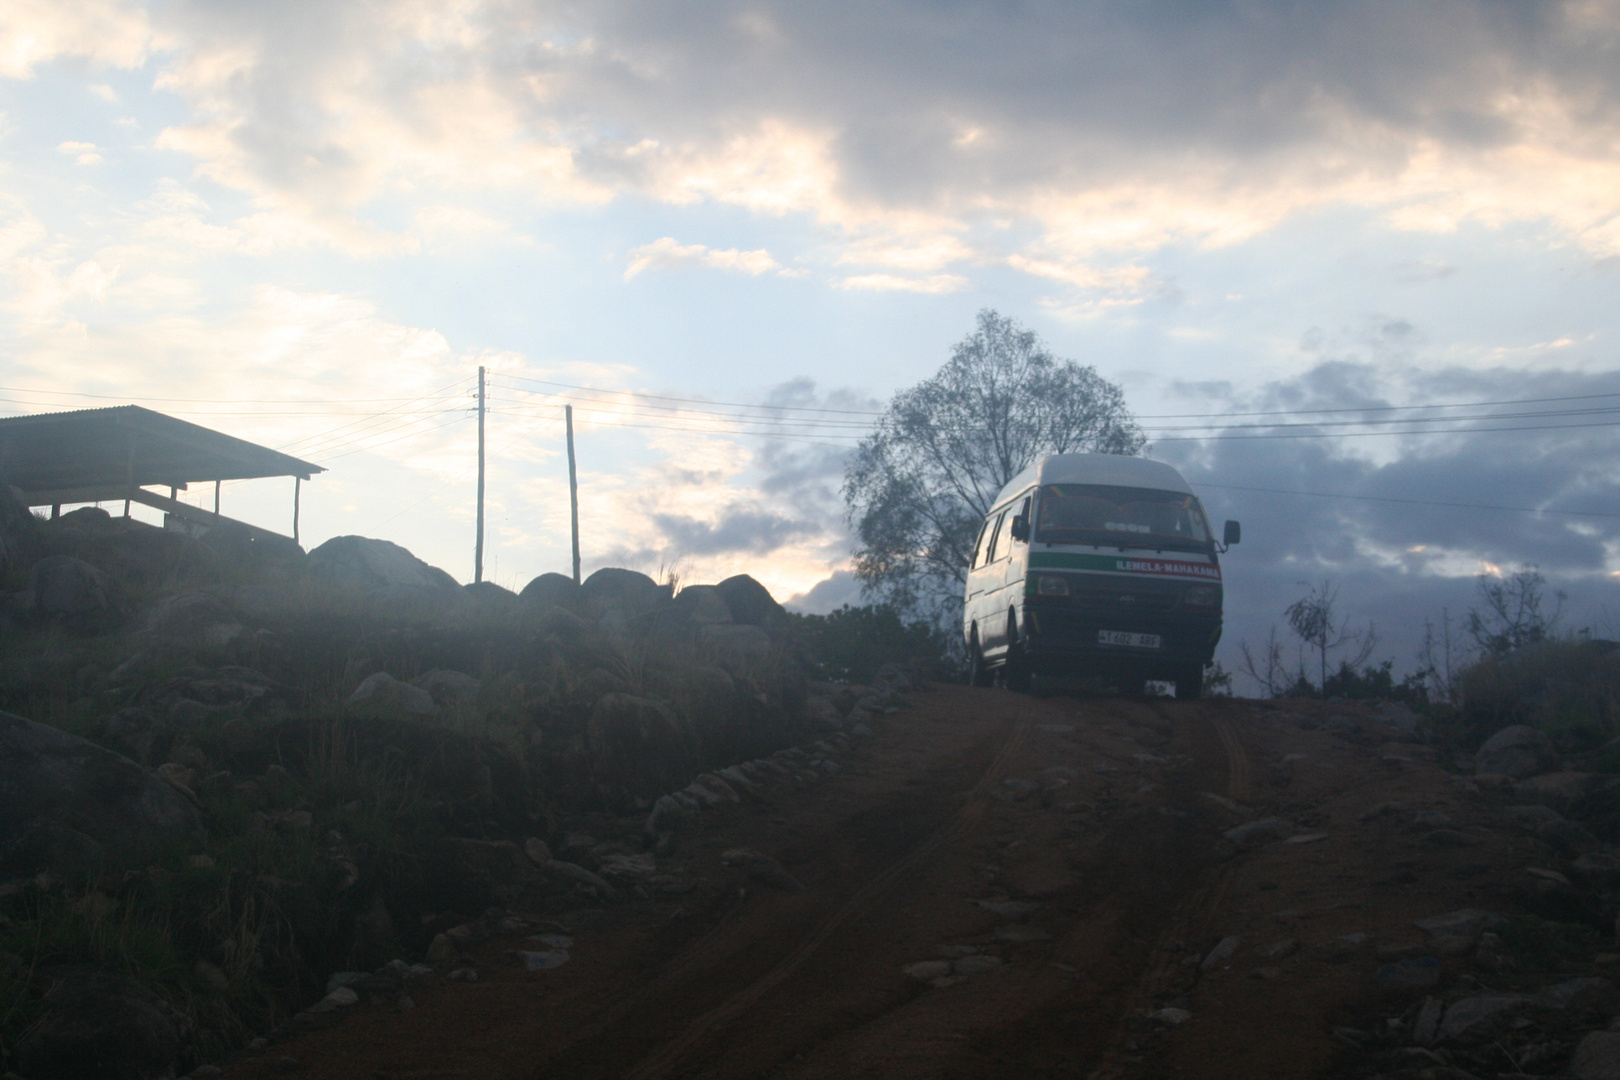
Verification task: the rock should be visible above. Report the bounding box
[1258,938,1298,960]
[1506,804,1567,828]
[721,848,804,891]
[1223,819,1290,846]
[347,672,438,717]
[1573,852,1620,886]
[903,960,952,980]
[1537,817,1601,856]
[544,859,620,901]
[585,694,698,803]
[670,585,733,625]
[0,480,36,580]
[1534,976,1613,1010]
[1201,936,1241,970]
[97,708,169,766]
[873,663,914,693]
[424,934,456,966]
[322,987,358,1007]
[599,853,658,880]
[523,837,552,866]
[513,949,569,971]
[1412,996,1443,1045]
[579,568,667,631]
[1415,909,1504,957]
[307,535,460,597]
[713,574,787,631]
[1436,994,1529,1044]
[142,593,243,647]
[155,762,197,795]
[952,954,1004,975]
[1572,1030,1620,1079]
[411,670,481,707]
[994,925,1052,943]
[519,571,579,609]
[700,623,774,667]
[1475,725,1558,779]
[1375,701,1422,736]
[0,710,206,877]
[1150,1007,1191,1025]
[463,581,517,607]
[14,970,191,1080]
[1375,957,1440,989]
[975,900,1039,917]
[1518,771,1620,812]
[29,555,112,622]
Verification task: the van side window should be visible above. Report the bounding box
[983,512,1006,564]
[992,508,1018,561]
[971,517,996,569]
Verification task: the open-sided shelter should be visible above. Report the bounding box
[0,405,323,545]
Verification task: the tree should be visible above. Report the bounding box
[1467,566,1565,657]
[1284,578,1376,692]
[843,310,1145,620]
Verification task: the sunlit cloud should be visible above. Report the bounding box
[624,236,781,280]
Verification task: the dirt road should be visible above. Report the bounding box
[220,687,1572,1080]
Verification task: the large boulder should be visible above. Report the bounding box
[714,574,788,632]
[519,572,579,609]
[701,623,774,668]
[586,693,699,803]
[28,555,111,621]
[463,580,517,608]
[412,669,482,707]
[670,585,733,625]
[579,568,668,633]
[348,672,438,717]
[307,536,460,598]
[141,592,243,648]
[1476,725,1558,779]
[15,970,194,1080]
[0,710,206,877]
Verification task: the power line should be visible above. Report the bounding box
[1136,389,1620,420]
[1197,482,1620,519]
[490,373,885,416]
[0,384,464,405]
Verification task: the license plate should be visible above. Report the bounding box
[1099,629,1161,649]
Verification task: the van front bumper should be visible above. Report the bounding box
[1020,603,1221,676]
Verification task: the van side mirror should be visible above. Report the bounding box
[1223,520,1241,546]
[1011,514,1030,542]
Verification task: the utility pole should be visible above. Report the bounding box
[475,366,486,584]
[566,403,580,585]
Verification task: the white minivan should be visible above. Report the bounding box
[962,453,1239,698]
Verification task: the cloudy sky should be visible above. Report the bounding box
[3,0,1620,684]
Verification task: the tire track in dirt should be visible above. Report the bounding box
[1083,705,1254,1080]
[621,708,1032,1080]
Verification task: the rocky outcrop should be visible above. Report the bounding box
[15,969,194,1080]
[1476,724,1558,779]
[519,572,578,609]
[141,592,243,648]
[579,568,669,634]
[670,585,733,625]
[348,672,438,717]
[715,574,788,631]
[307,536,460,599]
[0,709,206,877]
[27,555,112,623]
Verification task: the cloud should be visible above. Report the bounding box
[19,0,1609,277]
[837,272,968,293]
[623,236,781,279]
[57,140,101,165]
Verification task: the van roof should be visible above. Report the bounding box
[991,453,1195,508]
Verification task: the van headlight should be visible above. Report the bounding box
[1037,575,1070,596]
[1182,585,1220,609]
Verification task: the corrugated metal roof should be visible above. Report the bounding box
[0,405,324,497]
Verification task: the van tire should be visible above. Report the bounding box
[968,629,995,687]
[1175,666,1203,700]
[1003,613,1032,693]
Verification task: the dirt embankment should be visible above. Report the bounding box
[221,688,1620,1080]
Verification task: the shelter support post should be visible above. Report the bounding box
[214,480,220,514]
[475,365,485,583]
[293,476,301,546]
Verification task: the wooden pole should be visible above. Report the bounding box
[566,403,580,585]
[475,365,486,584]
[293,476,301,545]
[214,480,220,514]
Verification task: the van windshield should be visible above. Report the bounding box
[1035,484,1211,551]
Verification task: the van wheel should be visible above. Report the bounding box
[968,629,994,687]
[1175,666,1204,700]
[1003,614,1032,693]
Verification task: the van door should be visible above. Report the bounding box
[983,506,1021,652]
[966,511,1002,646]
